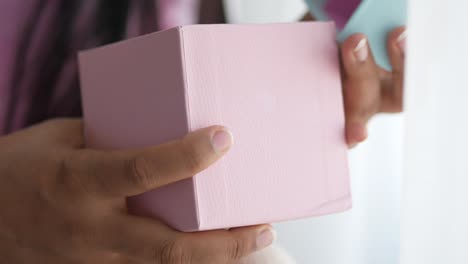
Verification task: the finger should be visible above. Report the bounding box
[3,118,84,149]
[301,12,315,21]
[110,215,275,264]
[181,226,275,263]
[341,34,381,147]
[74,126,233,197]
[381,26,407,113]
[104,215,175,262]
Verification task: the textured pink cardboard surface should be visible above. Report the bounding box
[79,22,351,232]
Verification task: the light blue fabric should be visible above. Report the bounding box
[305,0,407,70]
[306,0,329,21]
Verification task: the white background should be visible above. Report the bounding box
[401,0,468,263]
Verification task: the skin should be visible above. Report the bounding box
[0,17,405,264]
[303,13,406,147]
[0,120,272,263]
[341,27,406,148]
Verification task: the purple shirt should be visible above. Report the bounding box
[0,0,198,135]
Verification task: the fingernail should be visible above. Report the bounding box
[397,30,407,54]
[354,38,368,62]
[211,129,233,154]
[256,227,276,250]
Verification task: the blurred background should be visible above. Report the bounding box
[224,1,403,263]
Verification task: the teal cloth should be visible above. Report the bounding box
[305,0,407,70]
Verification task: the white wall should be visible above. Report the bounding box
[401,1,468,263]
[275,116,403,264]
[223,0,307,23]
[223,1,404,263]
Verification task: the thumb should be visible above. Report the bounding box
[74,126,233,198]
[176,225,276,263]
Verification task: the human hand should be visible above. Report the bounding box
[340,27,406,148]
[301,14,406,148]
[0,119,274,263]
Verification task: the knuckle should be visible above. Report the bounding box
[179,140,205,175]
[344,95,380,120]
[359,102,379,118]
[129,155,160,189]
[158,239,191,264]
[57,152,99,196]
[225,237,245,261]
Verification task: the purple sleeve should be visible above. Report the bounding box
[0,0,198,135]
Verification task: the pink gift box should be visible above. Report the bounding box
[78,22,351,232]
